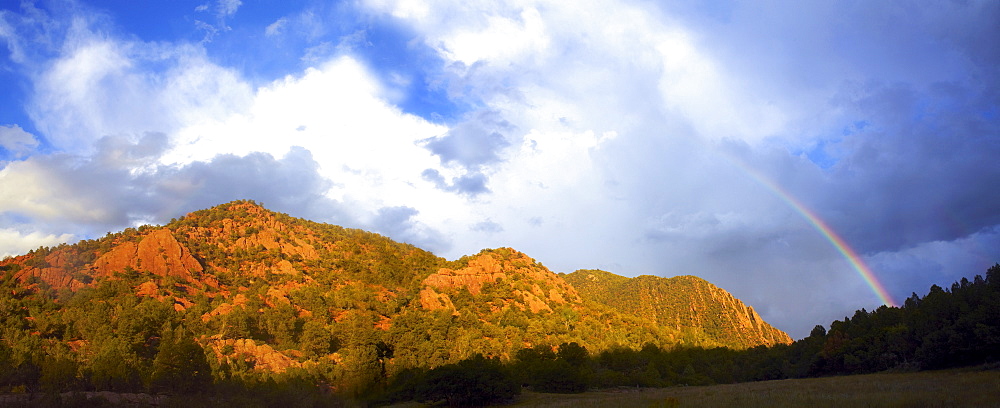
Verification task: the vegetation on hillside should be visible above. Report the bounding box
[564,270,791,348]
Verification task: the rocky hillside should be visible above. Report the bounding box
[0,200,790,389]
[564,270,792,348]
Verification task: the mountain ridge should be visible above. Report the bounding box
[1,200,791,382]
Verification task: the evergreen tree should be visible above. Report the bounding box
[416,354,519,406]
[150,325,212,393]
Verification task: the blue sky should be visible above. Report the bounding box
[1,0,997,338]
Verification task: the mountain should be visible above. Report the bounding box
[563,270,792,348]
[0,200,790,393]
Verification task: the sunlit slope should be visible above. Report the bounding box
[564,270,792,348]
[1,200,789,382]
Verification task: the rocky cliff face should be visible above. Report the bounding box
[661,275,792,347]
[422,252,509,295]
[420,248,582,315]
[12,248,89,292]
[9,227,211,295]
[91,228,204,280]
[565,270,792,348]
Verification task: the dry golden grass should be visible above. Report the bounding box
[512,369,1000,408]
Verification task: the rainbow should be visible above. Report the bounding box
[733,161,898,307]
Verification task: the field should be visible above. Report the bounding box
[512,368,1000,408]
[2,368,996,407]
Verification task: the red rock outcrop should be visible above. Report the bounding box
[12,250,88,292]
[208,338,301,373]
[516,287,552,313]
[202,294,249,322]
[422,253,508,295]
[419,249,582,314]
[419,286,459,314]
[235,227,319,260]
[91,228,203,280]
[136,280,159,297]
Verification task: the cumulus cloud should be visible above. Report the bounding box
[0,133,328,227]
[0,132,450,253]
[1,8,459,255]
[25,26,251,153]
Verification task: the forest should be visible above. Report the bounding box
[0,201,996,406]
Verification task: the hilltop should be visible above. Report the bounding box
[0,200,790,395]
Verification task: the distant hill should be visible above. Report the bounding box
[564,270,791,348]
[0,200,790,394]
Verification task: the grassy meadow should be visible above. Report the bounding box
[511,368,1000,408]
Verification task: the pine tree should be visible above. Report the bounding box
[150,325,212,393]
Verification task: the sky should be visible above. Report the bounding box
[1,0,997,339]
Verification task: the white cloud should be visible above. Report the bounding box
[366,0,799,152]
[217,0,242,17]
[0,124,38,157]
[194,0,242,19]
[152,55,478,245]
[439,7,550,65]
[265,17,288,37]
[193,0,243,42]
[359,0,798,246]
[0,229,75,258]
[0,156,115,223]
[30,29,252,153]
[162,56,446,179]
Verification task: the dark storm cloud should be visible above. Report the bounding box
[819,81,1000,255]
[0,132,174,228]
[869,225,1000,298]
